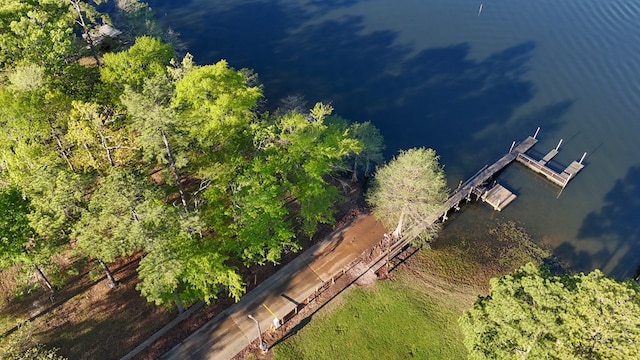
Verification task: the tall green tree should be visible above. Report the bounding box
[172,59,262,156]
[136,208,244,309]
[0,186,53,293]
[270,103,361,237]
[0,186,32,269]
[202,103,361,265]
[326,115,385,182]
[0,0,76,73]
[0,320,66,360]
[0,86,74,182]
[0,72,84,293]
[460,263,640,359]
[100,36,174,94]
[121,75,190,211]
[0,167,85,293]
[66,100,134,171]
[73,167,161,288]
[348,120,384,182]
[23,165,88,246]
[367,147,447,242]
[222,154,296,265]
[69,0,110,66]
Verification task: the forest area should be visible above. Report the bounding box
[0,1,385,357]
[3,1,640,360]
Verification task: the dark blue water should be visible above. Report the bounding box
[148,0,640,279]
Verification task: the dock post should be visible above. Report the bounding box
[509,141,515,153]
[557,172,573,198]
[555,139,563,151]
[579,152,587,164]
[533,127,540,139]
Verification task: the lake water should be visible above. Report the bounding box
[147,0,640,280]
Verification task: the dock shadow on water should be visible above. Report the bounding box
[573,165,640,280]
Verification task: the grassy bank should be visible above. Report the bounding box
[272,278,466,360]
[271,221,549,359]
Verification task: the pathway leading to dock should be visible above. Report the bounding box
[158,215,386,360]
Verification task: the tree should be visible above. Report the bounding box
[459,263,640,360]
[69,0,111,66]
[270,103,361,237]
[0,86,74,181]
[0,0,76,73]
[348,120,384,182]
[66,100,134,171]
[136,209,244,310]
[100,36,174,93]
[121,75,190,211]
[326,116,385,182]
[0,186,34,269]
[0,320,66,360]
[172,59,262,152]
[221,154,297,265]
[72,167,161,288]
[0,78,88,293]
[0,184,63,293]
[366,147,447,242]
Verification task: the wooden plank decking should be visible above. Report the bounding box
[441,136,537,220]
[482,184,517,211]
[540,149,558,165]
[516,152,584,188]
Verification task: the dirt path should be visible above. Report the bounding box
[158,214,387,360]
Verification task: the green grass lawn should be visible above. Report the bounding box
[272,278,467,360]
[271,220,548,360]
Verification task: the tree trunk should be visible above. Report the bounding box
[351,157,358,183]
[71,0,101,66]
[99,260,118,288]
[53,133,74,172]
[161,130,189,212]
[34,264,55,293]
[392,207,406,238]
[97,124,115,167]
[173,288,184,314]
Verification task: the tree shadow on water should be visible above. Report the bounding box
[152,1,572,167]
[576,165,640,280]
[254,11,570,167]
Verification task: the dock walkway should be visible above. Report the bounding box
[441,135,537,219]
[442,128,586,218]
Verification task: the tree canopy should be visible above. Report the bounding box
[459,263,640,359]
[366,147,447,242]
[0,1,382,310]
[0,186,33,269]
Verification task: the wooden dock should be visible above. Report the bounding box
[441,128,586,220]
[441,135,537,220]
[515,153,584,187]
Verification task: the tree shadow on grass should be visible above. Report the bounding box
[36,269,172,360]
